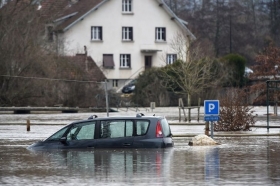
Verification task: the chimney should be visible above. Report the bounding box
[84,46,88,71]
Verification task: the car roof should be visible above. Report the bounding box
[72,114,164,124]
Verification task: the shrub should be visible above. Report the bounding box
[221,54,247,87]
[214,88,256,131]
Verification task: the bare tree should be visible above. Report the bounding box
[0,1,105,107]
[160,33,227,106]
[0,1,53,105]
[166,0,274,63]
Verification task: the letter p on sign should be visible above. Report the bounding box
[208,103,215,113]
[204,100,219,115]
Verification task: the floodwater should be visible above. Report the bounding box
[1,107,280,185]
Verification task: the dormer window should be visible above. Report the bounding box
[122,0,132,13]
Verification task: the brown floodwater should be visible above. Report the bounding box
[1,109,280,185]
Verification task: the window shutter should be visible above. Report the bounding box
[100,27,103,40]
[103,54,114,68]
[163,28,166,41]
[130,27,133,40]
[128,55,131,67]
[120,54,122,67]
[155,28,157,40]
[91,26,93,40]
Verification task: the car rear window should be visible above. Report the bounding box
[136,120,149,136]
[160,119,171,137]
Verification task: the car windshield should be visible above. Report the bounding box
[129,79,136,85]
[45,126,68,141]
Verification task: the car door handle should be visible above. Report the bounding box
[122,143,131,147]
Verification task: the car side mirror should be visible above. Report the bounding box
[60,137,67,145]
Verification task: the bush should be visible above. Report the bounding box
[214,88,256,131]
[131,68,171,106]
[221,54,247,87]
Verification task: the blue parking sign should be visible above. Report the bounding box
[204,100,219,116]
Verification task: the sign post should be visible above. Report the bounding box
[204,100,220,138]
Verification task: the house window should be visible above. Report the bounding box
[112,80,119,87]
[120,54,131,68]
[167,54,177,64]
[155,27,166,41]
[122,0,132,12]
[103,54,114,69]
[122,27,133,41]
[91,26,102,40]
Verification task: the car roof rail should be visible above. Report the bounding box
[136,113,144,117]
[88,115,98,120]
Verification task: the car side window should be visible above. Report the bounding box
[101,120,133,138]
[46,127,68,141]
[136,120,149,136]
[67,121,96,141]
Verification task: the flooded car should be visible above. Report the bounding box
[28,114,173,150]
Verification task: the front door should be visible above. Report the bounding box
[145,56,152,70]
[65,121,96,149]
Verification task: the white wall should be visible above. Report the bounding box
[60,0,187,89]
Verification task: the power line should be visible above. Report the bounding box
[1,74,110,116]
[0,75,103,83]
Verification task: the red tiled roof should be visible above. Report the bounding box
[40,0,104,31]
[57,54,106,82]
[39,0,69,20]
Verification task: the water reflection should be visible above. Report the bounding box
[2,136,280,185]
[205,148,220,184]
[30,148,174,184]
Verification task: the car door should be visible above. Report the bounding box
[131,120,151,148]
[64,121,97,149]
[94,120,134,148]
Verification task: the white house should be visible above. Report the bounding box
[42,0,195,90]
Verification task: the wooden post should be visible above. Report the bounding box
[179,98,187,121]
[179,108,181,122]
[205,121,209,136]
[187,94,191,122]
[188,108,191,123]
[27,119,30,131]
[197,98,201,122]
[150,102,156,112]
